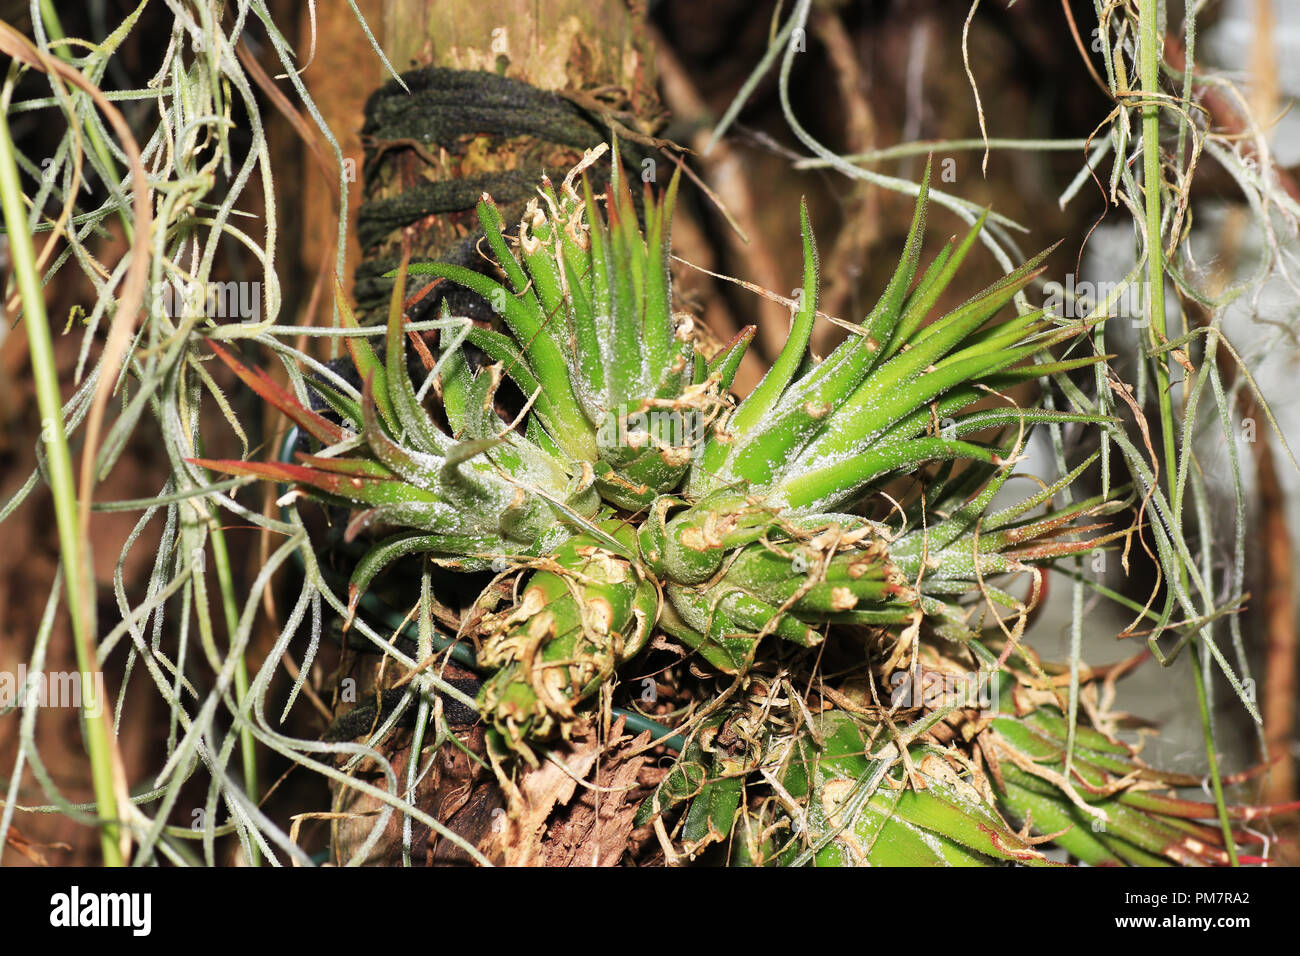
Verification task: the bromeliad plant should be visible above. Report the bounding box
[193,151,1283,865]
[412,155,1111,735]
[637,663,1287,867]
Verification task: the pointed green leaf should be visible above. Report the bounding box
[334,275,397,432]
[385,254,450,454]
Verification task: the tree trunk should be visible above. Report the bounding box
[311,0,662,866]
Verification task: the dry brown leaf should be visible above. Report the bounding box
[539,728,652,867]
[494,724,605,866]
[4,825,71,866]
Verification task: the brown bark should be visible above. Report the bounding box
[294,0,385,306]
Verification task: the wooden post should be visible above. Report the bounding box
[314,0,662,865]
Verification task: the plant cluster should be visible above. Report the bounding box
[195,151,1285,865]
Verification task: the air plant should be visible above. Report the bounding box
[636,651,1294,866]
[192,150,1287,865]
